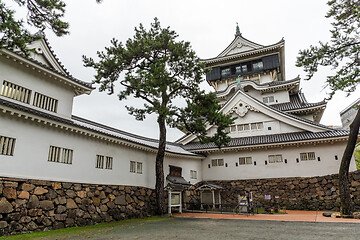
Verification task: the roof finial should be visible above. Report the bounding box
[235,22,241,37]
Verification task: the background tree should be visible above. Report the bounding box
[296,0,360,216]
[0,0,102,53]
[83,18,234,215]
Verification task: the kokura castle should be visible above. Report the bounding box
[0,28,358,226]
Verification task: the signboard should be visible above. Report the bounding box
[171,193,180,205]
[265,194,271,200]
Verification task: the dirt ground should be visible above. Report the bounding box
[20,217,360,240]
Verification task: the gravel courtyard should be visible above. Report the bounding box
[7,217,360,240]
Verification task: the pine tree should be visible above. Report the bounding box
[83,18,234,214]
[296,0,360,216]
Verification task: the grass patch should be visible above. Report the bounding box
[0,216,169,240]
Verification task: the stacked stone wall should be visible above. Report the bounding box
[0,177,156,236]
[189,171,360,211]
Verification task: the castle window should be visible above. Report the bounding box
[239,157,252,165]
[221,68,230,77]
[268,154,283,163]
[105,156,113,170]
[130,161,142,174]
[33,92,58,112]
[0,135,16,156]
[252,61,264,71]
[190,170,197,179]
[241,64,250,73]
[211,158,224,167]
[48,146,73,164]
[263,96,274,103]
[300,152,316,161]
[137,162,143,174]
[96,155,104,168]
[1,80,31,104]
[130,161,136,173]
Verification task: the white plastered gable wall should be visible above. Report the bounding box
[179,89,328,145]
[27,39,67,74]
[217,35,263,57]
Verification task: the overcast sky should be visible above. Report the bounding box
[33,0,360,141]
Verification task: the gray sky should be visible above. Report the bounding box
[38,0,360,141]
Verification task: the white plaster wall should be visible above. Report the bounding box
[164,156,202,185]
[260,75,272,84]
[0,57,74,118]
[0,113,202,188]
[262,90,289,105]
[219,111,303,138]
[202,142,356,181]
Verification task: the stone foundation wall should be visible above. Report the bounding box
[0,177,156,236]
[188,171,360,211]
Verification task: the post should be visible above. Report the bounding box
[168,190,171,215]
[219,191,221,208]
[179,191,182,213]
[212,190,215,209]
[200,190,203,209]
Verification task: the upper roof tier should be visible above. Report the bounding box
[203,27,285,84]
[1,32,93,96]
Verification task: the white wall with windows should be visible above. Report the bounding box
[0,57,75,118]
[201,142,356,181]
[0,112,202,188]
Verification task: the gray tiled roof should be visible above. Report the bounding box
[0,98,197,157]
[166,175,191,185]
[183,130,349,151]
[271,93,326,112]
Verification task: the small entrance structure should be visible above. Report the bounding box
[165,172,191,214]
[196,182,223,209]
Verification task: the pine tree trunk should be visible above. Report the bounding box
[339,108,360,216]
[155,114,167,215]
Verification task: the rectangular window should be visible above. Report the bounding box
[243,124,250,131]
[1,80,31,104]
[235,66,242,74]
[105,156,113,169]
[252,61,264,71]
[130,161,142,174]
[221,68,231,77]
[33,92,58,113]
[300,152,316,161]
[48,146,73,164]
[137,162,142,174]
[256,122,263,130]
[211,159,224,167]
[237,124,244,131]
[239,157,252,165]
[190,170,197,179]
[263,96,275,103]
[241,64,248,73]
[230,125,237,132]
[96,155,104,168]
[268,154,283,163]
[0,135,16,156]
[130,161,136,173]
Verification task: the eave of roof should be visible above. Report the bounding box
[216,77,300,98]
[0,98,201,158]
[183,130,351,152]
[203,40,284,66]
